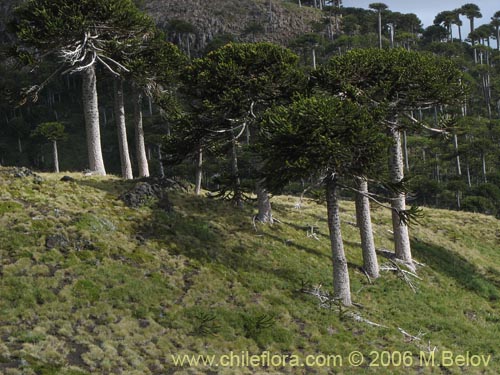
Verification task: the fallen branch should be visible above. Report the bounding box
[349,313,387,328]
[380,260,419,293]
[306,224,320,241]
[398,327,425,342]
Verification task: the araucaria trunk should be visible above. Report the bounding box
[326,176,352,306]
[113,78,133,180]
[81,65,106,175]
[52,140,59,173]
[355,178,379,278]
[389,127,412,265]
[132,88,150,178]
[195,145,203,195]
[256,180,273,224]
[231,134,243,208]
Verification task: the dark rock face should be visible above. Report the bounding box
[60,176,76,182]
[119,182,164,208]
[119,179,178,212]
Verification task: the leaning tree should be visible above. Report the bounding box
[260,95,388,305]
[314,48,465,269]
[11,0,153,175]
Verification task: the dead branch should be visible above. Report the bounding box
[306,224,320,241]
[349,313,387,328]
[398,327,425,342]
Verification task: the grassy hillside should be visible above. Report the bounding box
[0,167,499,375]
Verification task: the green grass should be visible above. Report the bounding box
[0,167,498,374]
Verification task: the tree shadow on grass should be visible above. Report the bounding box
[75,178,135,196]
[136,195,316,285]
[411,240,500,301]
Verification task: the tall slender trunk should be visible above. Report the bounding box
[435,154,441,183]
[389,127,412,265]
[195,145,203,195]
[453,133,462,176]
[17,137,22,153]
[132,88,150,178]
[157,144,164,178]
[312,48,316,69]
[482,152,487,183]
[256,180,273,224]
[403,130,409,172]
[231,133,243,208]
[378,11,383,49]
[52,140,59,173]
[355,178,379,279]
[497,27,500,50]
[113,78,133,180]
[326,176,352,306]
[466,160,472,187]
[81,65,106,175]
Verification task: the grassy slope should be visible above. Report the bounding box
[0,167,499,375]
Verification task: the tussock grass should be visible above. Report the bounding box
[0,167,498,374]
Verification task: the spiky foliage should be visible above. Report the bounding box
[260,95,388,189]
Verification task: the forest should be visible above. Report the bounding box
[1,1,500,217]
[0,1,499,374]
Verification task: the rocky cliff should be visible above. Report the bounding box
[141,0,321,52]
[2,0,320,49]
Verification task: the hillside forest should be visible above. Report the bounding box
[0,1,499,374]
[1,0,500,298]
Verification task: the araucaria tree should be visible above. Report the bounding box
[32,121,66,173]
[175,42,305,211]
[12,0,153,176]
[260,96,388,306]
[315,49,464,268]
[369,3,388,49]
[125,32,186,178]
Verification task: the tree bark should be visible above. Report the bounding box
[157,144,164,178]
[195,145,203,195]
[113,78,133,180]
[378,11,383,49]
[81,65,106,175]
[389,127,412,265]
[482,152,487,183]
[231,133,243,208]
[355,178,379,279]
[453,133,462,176]
[326,176,352,306]
[255,180,273,224]
[52,140,59,173]
[466,161,472,187]
[403,130,410,172]
[132,88,150,178]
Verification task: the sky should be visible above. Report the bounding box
[342,1,499,35]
